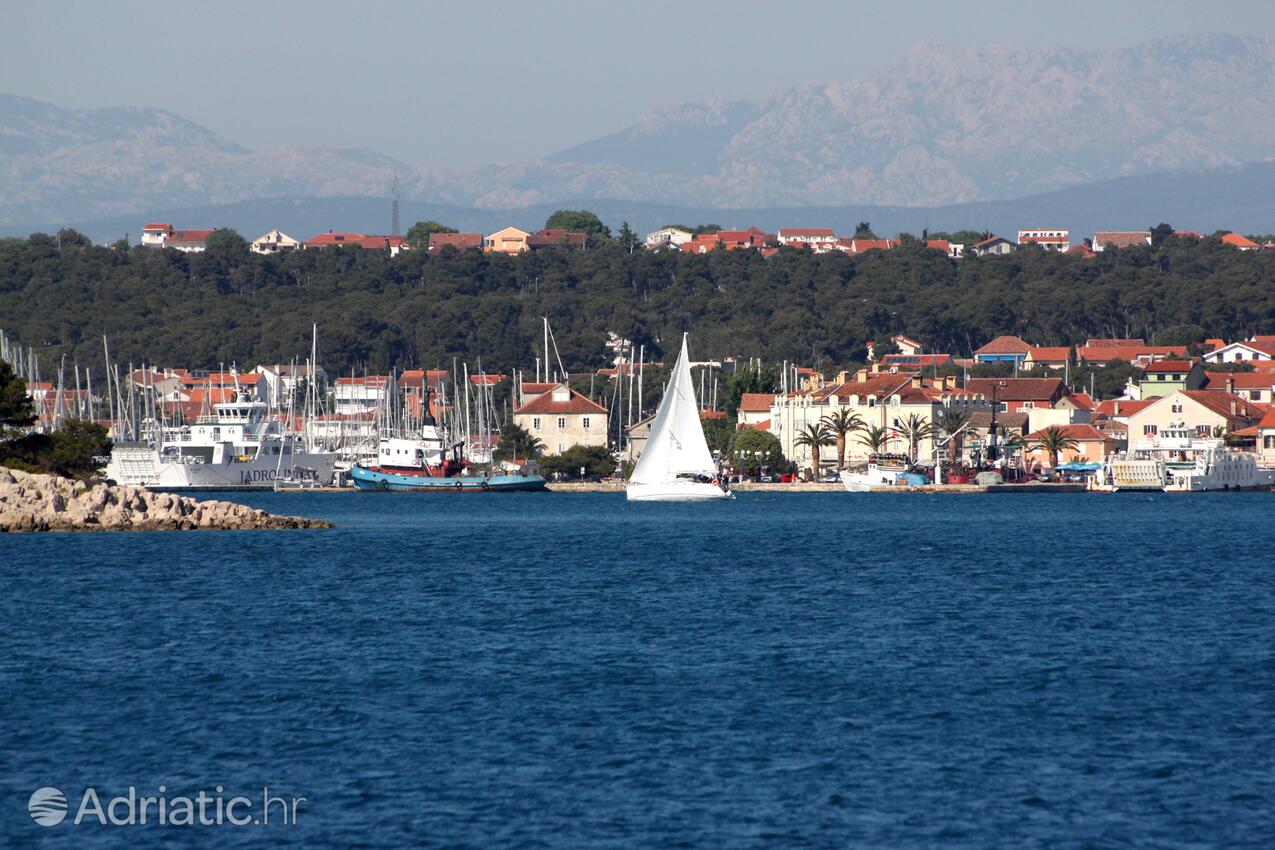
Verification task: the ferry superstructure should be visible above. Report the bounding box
[106,394,337,490]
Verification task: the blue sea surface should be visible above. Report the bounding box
[2,491,1274,848]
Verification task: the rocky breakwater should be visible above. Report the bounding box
[0,467,333,532]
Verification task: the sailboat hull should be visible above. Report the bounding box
[626,481,734,502]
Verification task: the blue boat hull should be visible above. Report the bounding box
[350,465,547,492]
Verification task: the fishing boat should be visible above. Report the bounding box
[626,334,732,502]
[105,392,337,490]
[349,422,546,493]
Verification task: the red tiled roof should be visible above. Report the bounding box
[1025,423,1114,442]
[1181,390,1265,421]
[879,353,953,368]
[739,418,771,431]
[1078,345,1187,363]
[739,393,777,412]
[514,387,607,415]
[1259,408,1275,429]
[1068,392,1096,410]
[142,223,172,231]
[966,377,1066,401]
[168,229,214,244]
[973,235,1010,248]
[838,238,898,253]
[823,373,915,401]
[1203,372,1275,390]
[1093,231,1150,249]
[1221,232,1259,248]
[527,229,586,248]
[1095,398,1154,418]
[335,375,392,386]
[1026,346,1071,361]
[427,233,483,251]
[975,335,1032,355]
[307,232,365,246]
[1142,360,1195,373]
[1087,338,1145,347]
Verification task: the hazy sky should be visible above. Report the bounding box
[5,0,1274,171]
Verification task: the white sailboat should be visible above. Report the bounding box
[626,334,733,502]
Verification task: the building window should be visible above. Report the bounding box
[557,417,566,429]
[1250,391,1261,401]
[1144,425,1157,435]
[532,417,541,430]
[1171,403,1183,413]
[582,416,591,429]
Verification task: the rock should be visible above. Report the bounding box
[0,466,333,533]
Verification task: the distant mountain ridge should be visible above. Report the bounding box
[0,94,410,225]
[4,33,1275,224]
[418,33,1275,209]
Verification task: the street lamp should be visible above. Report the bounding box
[987,380,1008,464]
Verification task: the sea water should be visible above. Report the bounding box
[3,492,1274,848]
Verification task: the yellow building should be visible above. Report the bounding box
[513,383,607,454]
[484,226,530,254]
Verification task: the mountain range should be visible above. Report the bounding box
[2,33,1275,230]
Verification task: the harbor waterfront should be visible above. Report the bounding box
[4,491,1275,847]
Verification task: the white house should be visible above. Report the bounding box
[333,375,396,416]
[1202,338,1275,364]
[141,223,174,247]
[254,363,328,407]
[777,228,837,249]
[1017,228,1069,251]
[644,226,693,249]
[250,229,303,254]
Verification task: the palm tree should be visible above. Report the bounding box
[857,424,889,454]
[794,422,834,476]
[820,409,865,468]
[897,413,936,464]
[1029,426,1079,469]
[494,422,543,462]
[936,407,972,464]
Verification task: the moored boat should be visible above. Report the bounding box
[349,434,546,492]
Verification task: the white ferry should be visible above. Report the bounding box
[106,395,337,490]
[1092,424,1274,493]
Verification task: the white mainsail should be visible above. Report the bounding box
[629,334,717,485]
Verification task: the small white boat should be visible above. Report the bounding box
[626,334,732,502]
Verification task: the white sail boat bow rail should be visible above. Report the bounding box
[626,334,733,502]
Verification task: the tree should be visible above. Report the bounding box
[722,362,779,418]
[544,210,611,244]
[205,228,248,253]
[404,220,458,251]
[729,428,784,473]
[1150,222,1175,248]
[56,228,91,249]
[538,443,614,478]
[821,409,865,468]
[895,413,936,464]
[617,221,640,254]
[112,237,130,252]
[702,415,734,457]
[1029,425,1080,469]
[1155,324,1206,347]
[857,424,889,454]
[794,422,834,475]
[0,359,36,430]
[854,222,876,238]
[492,422,543,462]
